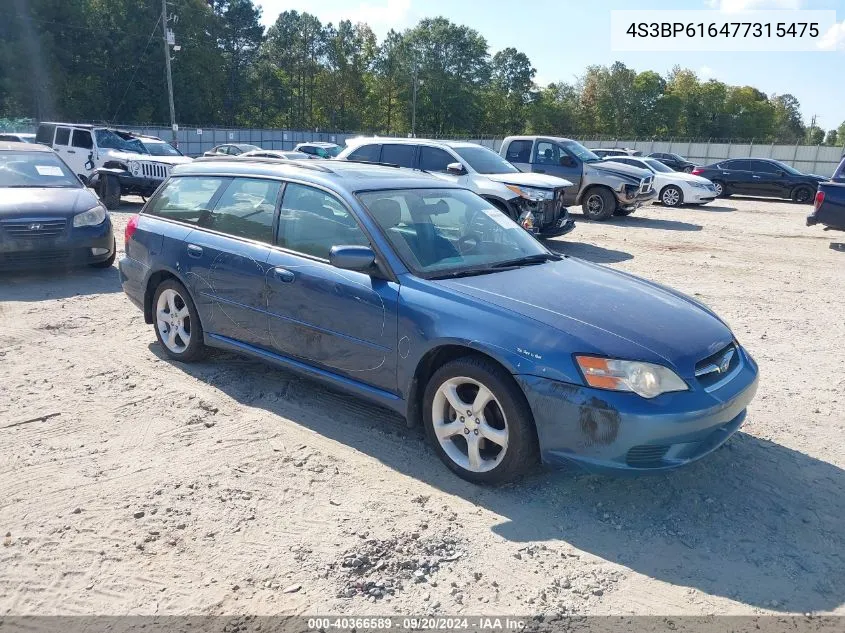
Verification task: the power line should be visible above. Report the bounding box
[110,13,163,123]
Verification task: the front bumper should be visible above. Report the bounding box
[0,217,115,270]
[687,189,717,203]
[116,174,166,196]
[515,346,759,474]
[539,217,576,238]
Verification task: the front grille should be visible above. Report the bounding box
[139,162,170,180]
[627,444,670,467]
[0,249,72,266]
[1,218,67,239]
[639,176,654,194]
[695,342,741,390]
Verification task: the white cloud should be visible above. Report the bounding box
[818,20,845,51]
[699,65,716,78]
[256,0,413,35]
[706,0,803,11]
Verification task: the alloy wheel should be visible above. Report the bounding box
[156,288,192,354]
[662,187,681,206]
[431,376,509,473]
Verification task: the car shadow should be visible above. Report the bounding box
[685,203,736,212]
[573,213,702,232]
[154,345,844,614]
[726,196,810,206]
[542,239,633,264]
[0,266,121,301]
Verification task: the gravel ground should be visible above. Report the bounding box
[1,196,843,617]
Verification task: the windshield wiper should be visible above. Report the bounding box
[428,267,501,280]
[490,253,561,268]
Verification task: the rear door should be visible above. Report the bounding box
[265,182,399,392]
[720,159,753,194]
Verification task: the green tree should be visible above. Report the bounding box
[806,125,825,145]
[485,47,535,133]
[825,129,839,146]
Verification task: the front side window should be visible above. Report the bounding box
[55,127,71,146]
[146,176,226,225]
[0,152,80,188]
[278,183,369,259]
[381,144,416,168]
[534,142,560,165]
[358,188,548,276]
[72,130,93,149]
[419,146,455,172]
[204,178,280,243]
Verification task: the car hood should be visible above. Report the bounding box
[485,172,573,189]
[105,150,192,165]
[436,258,734,376]
[590,161,651,183]
[0,187,101,218]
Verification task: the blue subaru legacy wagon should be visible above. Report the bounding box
[119,157,758,483]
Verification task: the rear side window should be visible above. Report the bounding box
[381,144,416,168]
[751,161,779,174]
[54,127,71,146]
[204,178,280,243]
[348,144,381,162]
[419,146,454,172]
[146,176,227,225]
[72,129,93,149]
[277,183,369,259]
[725,159,751,171]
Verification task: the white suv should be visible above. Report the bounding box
[336,137,575,237]
[35,123,192,208]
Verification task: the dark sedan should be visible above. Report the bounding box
[0,142,115,270]
[649,152,697,173]
[692,158,825,203]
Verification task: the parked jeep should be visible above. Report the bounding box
[35,123,192,209]
[337,137,576,237]
[500,136,656,221]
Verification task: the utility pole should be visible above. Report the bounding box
[411,62,418,138]
[161,0,177,145]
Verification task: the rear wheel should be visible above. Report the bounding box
[581,187,616,221]
[423,355,538,484]
[682,166,694,173]
[660,185,683,207]
[152,279,206,362]
[791,186,814,204]
[99,174,122,210]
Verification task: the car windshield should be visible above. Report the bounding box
[95,129,147,154]
[141,141,182,156]
[668,154,685,161]
[833,158,845,182]
[314,145,342,158]
[561,141,601,163]
[452,146,519,174]
[772,160,802,176]
[644,158,674,173]
[358,187,552,278]
[0,152,80,188]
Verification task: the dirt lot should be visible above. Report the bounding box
[1,196,843,617]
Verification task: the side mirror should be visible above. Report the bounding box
[446,162,466,175]
[560,156,576,168]
[329,245,376,273]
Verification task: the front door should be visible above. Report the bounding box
[532,141,582,204]
[265,182,399,393]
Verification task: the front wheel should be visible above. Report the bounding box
[581,188,616,221]
[152,279,206,362]
[99,174,122,210]
[712,180,729,198]
[423,355,539,484]
[660,185,683,207]
[791,186,814,204]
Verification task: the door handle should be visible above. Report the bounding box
[273,267,295,283]
[67,150,76,154]
[186,244,203,258]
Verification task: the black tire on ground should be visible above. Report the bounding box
[151,279,207,362]
[99,174,122,210]
[712,180,729,198]
[660,185,684,207]
[90,239,116,268]
[613,207,637,216]
[423,354,539,484]
[791,186,814,204]
[683,166,694,173]
[581,187,616,221]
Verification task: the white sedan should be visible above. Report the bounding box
[603,156,717,207]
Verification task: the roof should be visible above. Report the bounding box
[176,157,459,194]
[38,122,96,129]
[343,136,481,150]
[296,141,340,147]
[502,135,576,144]
[0,141,54,152]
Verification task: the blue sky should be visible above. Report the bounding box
[255,0,845,131]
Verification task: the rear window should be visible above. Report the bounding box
[36,124,56,145]
[146,176,227,225]
[348,144,381,163]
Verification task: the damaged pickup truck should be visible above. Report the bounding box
[500,136,657,221]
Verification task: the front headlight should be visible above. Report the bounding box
[73,205,107,228]
[505,184,554,201]
[689,181,707,189]
[575,355,688,399]
[129,160,141,176]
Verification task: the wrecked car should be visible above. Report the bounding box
[119,159,758,484]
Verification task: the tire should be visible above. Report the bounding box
[682,166,694,173]
[99,174,122,210]
[423,355,539,484]
[791,186,814,204]
[712,180,729,198]
[660,185,683,207]
[613,207,637,216]
[581,187,616,221]
[90,239,116,268]
[152,279,206,362]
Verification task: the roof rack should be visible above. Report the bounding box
[193,155,335,173]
